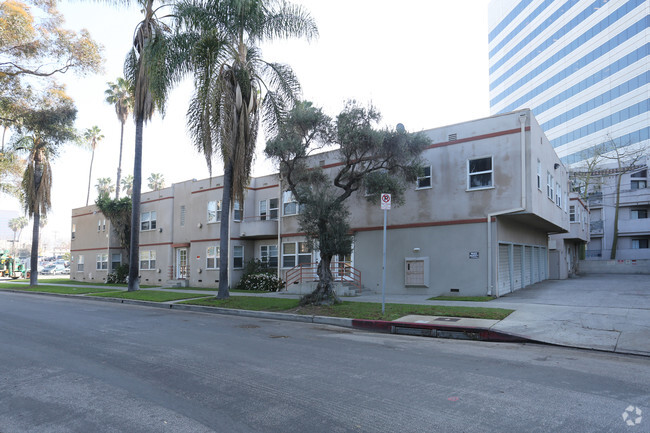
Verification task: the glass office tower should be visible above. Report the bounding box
[488,0,649,164]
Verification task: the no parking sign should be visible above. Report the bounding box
[380,193,391,210]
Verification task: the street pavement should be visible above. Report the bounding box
[3,273,649,356]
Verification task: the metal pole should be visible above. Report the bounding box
[382,208,387,315]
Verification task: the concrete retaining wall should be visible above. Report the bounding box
[579,259,650,274]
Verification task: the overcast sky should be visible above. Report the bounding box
[2,0,490,249]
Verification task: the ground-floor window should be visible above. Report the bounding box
[111,253,121,270]
[96,253,108,270]
[233,246,244,269]
[140,250,156,270]
[632,239,649,249]
[282,242,311,268]
[260,245,278,268]
[77,255,84,272]
[206,246,219,269]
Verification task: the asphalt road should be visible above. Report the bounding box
[0,292,648,433]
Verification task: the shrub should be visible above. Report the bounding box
[236,272,284,292]
[106,264,129,284]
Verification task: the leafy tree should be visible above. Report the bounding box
[96,177,115,198]
[12,86,77,285]
[121,174,134,197]
[8,215,28,255]
[95,195,132,259]
[265,101,431,305]
[0,148,25,197]
[147,172,165,190]
[173,0,318,299]
[83,126,104,205]
[104,77,134,199]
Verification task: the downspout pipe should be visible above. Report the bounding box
[487,112,528,296]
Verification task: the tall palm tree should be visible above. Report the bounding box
[8,216,28,256]
[84,126,104,206]
[123,0,174,291]
[96,177,115,197]
[14,87,77,285]
[121,174,134,197]
[173,0,318,298]
[105,77,134,199]
[147,172,165,190]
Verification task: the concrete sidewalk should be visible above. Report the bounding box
[3,274,649,356]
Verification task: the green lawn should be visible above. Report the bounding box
[10,278,159,288]
[428,296,495,302]
[182,296,513,321]
[165,286,271,294]
[0,283,117,295]
[89,290,211,302]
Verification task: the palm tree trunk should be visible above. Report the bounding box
[86,147,95,206]
[127,115,143,291]
[115,121,125,199]
[217,161,233,299]
[29,211,40,286]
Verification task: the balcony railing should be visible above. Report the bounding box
[239,215,279,237]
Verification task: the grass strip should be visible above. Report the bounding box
[182,296,513,321]
[428,296,494,302]
[11,278,159,288]
[89,290,210,302]
[0,284,116,295]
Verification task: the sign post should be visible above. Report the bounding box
[380,193,391,315]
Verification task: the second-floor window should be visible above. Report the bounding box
[259,198,279,220]
[416,166,432,189]
[569,205,576,222]
[72,223,76,239]
[233,200,242,222]
[141,211,157,231]
[283,191,300,215]
[468,157,493,190]
[555,183,561,207]
[631,169,647,190]
[631,209,648,219]
[207,200,221,223]
[537,160,542,190]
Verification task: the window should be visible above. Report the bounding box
[282,241,311,268]
[259,200,267,220]
[233,200,242,222]
[467,157,492,189]
[206,246,219,269]
[140,250,156,270]
[180,205,186,226]
[555,183,561,207]
[537,160,542,190]
[77,255,84,272]
[416,166,432,189]
[547,172,552,199]
[632,239,649,249]
[260,245,278,268]
[97,220,101,232]
[233,246,244,268]
[569,205,576,222]
[141,211,157,231]
[96,253,108,270]
[102,219,106,231]
[111,253,122,270]
[260,198,279,220]
[631,170,647,190]
[72,223,76,240]
[631,209,648,219]
[283,191,300,215]
[207,200,221,223]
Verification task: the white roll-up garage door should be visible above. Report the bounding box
[512,245,523,291]
[532,247,540,283]
[524,246,532,287]
[540,247,547,280]
[498,244,511,295]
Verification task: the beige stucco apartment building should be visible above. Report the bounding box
[71,109,588,297]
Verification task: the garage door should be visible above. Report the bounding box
[498,244,511,295]
[512,245,523,291]
[539,247,547,280]
[532,247,540,283]
[524,246,532,287]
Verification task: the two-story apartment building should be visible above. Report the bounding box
[71,109,574,297]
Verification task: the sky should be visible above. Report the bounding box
[1,0,490,250]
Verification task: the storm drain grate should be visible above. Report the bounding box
[434,317,461,322]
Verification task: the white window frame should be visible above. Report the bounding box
[102,219,106,232]
[631,209,648,219]
[283,191,300,216]
[233,200,242,222]
[206,246,219,269]
[569,205,576,222]
[467,156,493,191]
[282,241,311,268]
[632,239,649,249]
[140,250,156,270]
[72,223,76,239]
[96,253,108,270]
[555,183,561,207]
[547,172,552,199]
[111,253,122,270]
[233,245,244,269]
[97,220,101,232]
[416,165,432,190]
[260,245,278,268]
[141,211,157,231]
[77,255,84,272]
[207,200,221,223]
[259,200,267,220]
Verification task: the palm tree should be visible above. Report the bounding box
[8,216,28,256]
[14,86,77,285]
[147,172,165,190]
[84,126,104,206]
[173,0,318,298]
[96,177,115,198]
[121,174,134,197]
[104,77,134,199]
[123,0,174,291]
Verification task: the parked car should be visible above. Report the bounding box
[40,264,67,275]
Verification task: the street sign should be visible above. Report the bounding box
[380,193,392,210]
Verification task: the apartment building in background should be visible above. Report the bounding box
[488,0,649,165]
[71,110,586,297]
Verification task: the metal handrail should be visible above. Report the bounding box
[285,262,362,291]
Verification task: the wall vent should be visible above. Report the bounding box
[450,288,460,293]
[448,133,457,141]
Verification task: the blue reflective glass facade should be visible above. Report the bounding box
[489,0,650,164]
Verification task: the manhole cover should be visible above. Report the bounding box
[434,317,461,322]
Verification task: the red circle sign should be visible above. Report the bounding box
[381,194,391,203]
